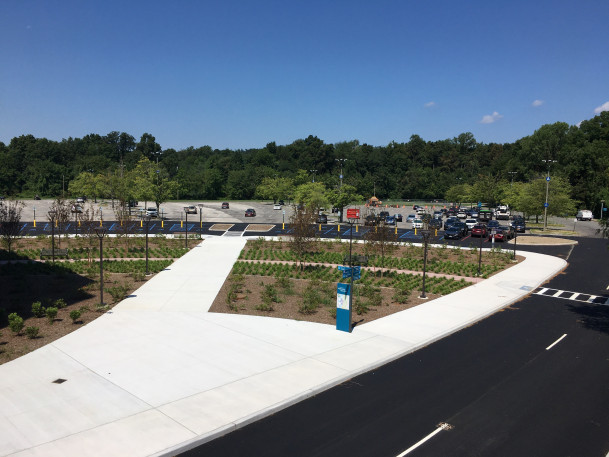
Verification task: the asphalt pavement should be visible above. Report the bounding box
[0,230,568,457]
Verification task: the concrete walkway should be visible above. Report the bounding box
[0,237,566,457]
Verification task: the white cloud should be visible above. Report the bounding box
[480,111,503,124]
[424,101,436,108]
[532,99,544,107]
[594,101,609,114]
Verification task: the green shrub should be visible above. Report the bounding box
[25,326,40,339]
[46,307,58,324]
[31,301,45,317]
[69,310,82,323]
[95,303,110,313]
[53,298,67,309]
[106,285,130,303]
[8,313,24,334]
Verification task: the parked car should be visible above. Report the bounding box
[406,214,417,224]
[128,200,138,207]
[395,213,403,222]
[416,208,426,215]
[278,200,285,206]
[428,218,442,230]
[452,222,468,237]
[273,203,281,210]
[184,205,197,214]
[245,208,256,217]
[464,218,478,230]
[457,210,467,219]
[34,195,41,200]
[511,218,526,233]
[444,225,465,239]
[412,218,424,229]
[146,208,158,218]
[379,211,390,218]
[444,216,459,229]
[385,215,396,226]
[221,202,230,209]
[71,204,83,213]
[433,211,443,219]
[487,220,500,229]
[76,196,86,203]
[489,225,514,242]
[576,209,593,221]
[471,224,488,238]
[317,213,328,224]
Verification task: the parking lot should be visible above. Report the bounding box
[13,198,605,239]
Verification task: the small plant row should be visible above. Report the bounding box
[239,247,501,278]
[231,261,469,296]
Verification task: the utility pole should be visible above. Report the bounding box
[309,169,317,183]
[543,159,556,231]
[335,158,347,188]
[508,171,517,186]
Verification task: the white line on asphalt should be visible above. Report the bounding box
[546,334,567,350]
[396,423,452,456]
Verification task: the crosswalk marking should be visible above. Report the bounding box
[533,287,609,305]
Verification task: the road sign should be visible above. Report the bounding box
[544,202,549,207]
[478,202,482,207]
[546,176,551,182]
[346,208,360,219]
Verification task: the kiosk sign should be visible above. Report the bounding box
[336,283,352,332]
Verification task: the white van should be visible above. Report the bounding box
[576,210,593,221]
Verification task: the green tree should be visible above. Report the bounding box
[255,177,295,202]
[0,199,24,257]
[514,176,576,222]
[293,182,329,211]
[325,185,363,222]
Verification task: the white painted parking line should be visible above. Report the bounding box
[552,290,563,297]
[538,287,549,295]
[396,423,452,456]
[569,293,579,300]
[546,334,567,350]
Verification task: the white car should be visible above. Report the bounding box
[464,218,478,230]
[406,214,417,223]
[412,218,424,229]
[457,210,467,219]
[576,209,593,221]
[273,203,281,210]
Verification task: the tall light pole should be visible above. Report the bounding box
[309,169,317,183]
[48,211,57,263]
[144,215,151,276]
[335,158,347,188]
[184,210,188,249]
[601,200,605,221]
[543,159,556,231]
[94,227,107,306]
[419,229,432,299]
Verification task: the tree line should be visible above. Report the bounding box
[1,111,608,217]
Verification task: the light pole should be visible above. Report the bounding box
[94,227,107,306]
[309,169,317,183]
[335,158,347,188]
[543,159,556,231]
[347,217,356,330]
[512,225,518,260]
[48,211,57,263]
[478,227,484,275]
[420,229,432,299]
[601,200,605,221]
[144,215,151,275]
[198,204,204,238]
[184,211,188,249]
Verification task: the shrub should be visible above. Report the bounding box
[25,326,40,339]
[69,310,82,323]
[107,285,130,303]
[8,313,24,334]
[131,271,146,282]
[31,301,45,317]
[95,303,110,313]
[53,298,67,309]
[46,307,58,324]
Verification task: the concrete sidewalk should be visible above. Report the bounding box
[0,237,566,457]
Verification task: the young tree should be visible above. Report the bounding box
[77,204,101,264]
[0,199,24,257]
[288,205,318,270]
[325,184,363,222]
[363,220,398,277]
[48,198,71,247]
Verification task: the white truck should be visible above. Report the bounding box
[576,209,593,221]
[495,204,511,220]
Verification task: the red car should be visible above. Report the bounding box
[245,208,256,217]
[471,224,487,237]
[221,202,229,209]
[488,226,513,242]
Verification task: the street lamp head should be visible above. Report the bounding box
[47,210,57,220]
[94,227,107,239]
[420,229,432,242]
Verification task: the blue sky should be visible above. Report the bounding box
[1,0,608,150]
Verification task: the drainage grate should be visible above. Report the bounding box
[52,378,67,384]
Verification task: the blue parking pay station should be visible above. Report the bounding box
[336,283,352,332]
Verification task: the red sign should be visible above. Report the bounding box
[346,208,360,219]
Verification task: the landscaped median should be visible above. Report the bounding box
[209,238,522,326]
